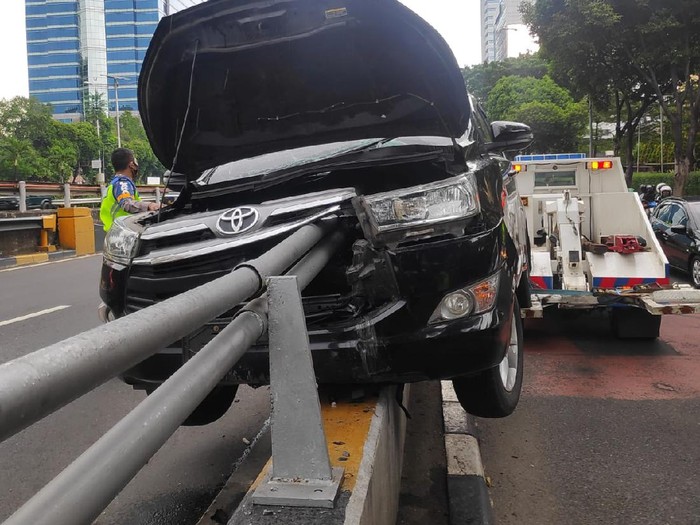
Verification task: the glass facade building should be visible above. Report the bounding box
[481,0,528,63]
[26,0,205,121]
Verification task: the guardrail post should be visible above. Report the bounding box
[252,275,343,508]
[155,187,161,203]
[18,181,27,213]
[63,183,71,208]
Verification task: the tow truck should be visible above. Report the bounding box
[512,153,700,338]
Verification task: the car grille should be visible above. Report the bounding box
[125,235,284,312]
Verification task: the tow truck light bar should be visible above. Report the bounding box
[589,160,613,170]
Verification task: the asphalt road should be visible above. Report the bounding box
[2,256,699,525]
[479,308,700,525]
[0,255,271,525]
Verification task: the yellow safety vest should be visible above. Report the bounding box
[100,176,141,232]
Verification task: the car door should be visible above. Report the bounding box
[664,203,694,269]
[651,202,675,265]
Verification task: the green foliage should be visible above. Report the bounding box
[83,92,107,124]
[634,140,675,166]
[0,96,163,183]
[486,75,587,152]
[525,0,700,190]
[461,54,549,102]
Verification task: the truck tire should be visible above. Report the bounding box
[452,297,524,418]
[146,384,239,426]
[609,308,661,340]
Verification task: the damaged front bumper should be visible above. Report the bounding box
[118,266,515,388]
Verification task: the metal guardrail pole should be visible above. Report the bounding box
[251,276,343,508]
[63,183,71,207]
[2,229,345,525]
[0,219,337,443]
[18,181,26,213]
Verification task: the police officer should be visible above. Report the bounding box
[100,148,161,231]
[658,184,672,201]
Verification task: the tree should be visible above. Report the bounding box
[47,139,78,183]
[0,136,37,181]
[524,0,700,194]
[83,92,107,124]
[65,121,101,178]
[486,75,587,152]
[462,54,549,102]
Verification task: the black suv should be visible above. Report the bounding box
[99,0,532,423]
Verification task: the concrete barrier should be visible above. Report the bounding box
[200,385,410,525]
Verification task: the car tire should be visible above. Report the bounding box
[40,200,52,209]
[184,385,239,426]
[691,256,700,289]
[452,297,524,418]
[609,307,660,339]
[146,384,239,426]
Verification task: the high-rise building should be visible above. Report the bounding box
[26,0,205,122]
[480,0,503,64]
[481,0,535,63]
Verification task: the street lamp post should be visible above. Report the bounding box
[107,75,126,148]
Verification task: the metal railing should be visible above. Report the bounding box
[0,216,44,233]
[0,180,162,210]
[0,219,344,525]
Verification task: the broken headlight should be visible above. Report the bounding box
[103,218,140,264]
[354,175,480,243]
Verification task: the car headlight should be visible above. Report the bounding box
[103,218,140,264]
[354,175,480,243]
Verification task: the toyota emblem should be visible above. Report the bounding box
[216,206,259,235]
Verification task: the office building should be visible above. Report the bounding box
[481,0,536,63]
[26,0,205,122]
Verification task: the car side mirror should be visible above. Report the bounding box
[670,224,688,235]
[484,121,533,153]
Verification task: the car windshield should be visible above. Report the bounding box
[196,136,454,186]
[688,202,700,225]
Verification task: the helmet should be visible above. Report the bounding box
[660,185,672,197]
[656,183,665,193]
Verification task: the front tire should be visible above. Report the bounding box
[145,384,239,426]
[452,297,524,418]
[691,256,700,289]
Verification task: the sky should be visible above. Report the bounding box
[0,0,482,101]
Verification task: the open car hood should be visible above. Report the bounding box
[138,0,471,177]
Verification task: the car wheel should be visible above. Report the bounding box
[609,307,660,339]
[146,384,239,426]
[691,256,700,289]
[40,200,52,209]
[452,297,524,418]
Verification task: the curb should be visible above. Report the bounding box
[441,381,494,525]
[0,249,77,269]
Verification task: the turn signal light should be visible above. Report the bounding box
[590,160,613,170]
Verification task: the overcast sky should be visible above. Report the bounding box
[0,0,481,101]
